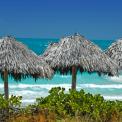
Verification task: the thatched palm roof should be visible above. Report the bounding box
[105,38,122,69]
[43,33,118,76]
[43,42,59,57]
[0,36,53,80]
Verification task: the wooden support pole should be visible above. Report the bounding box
[4,69,8,99]
[72,66,77,90]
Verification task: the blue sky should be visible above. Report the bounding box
[0,0,122,39]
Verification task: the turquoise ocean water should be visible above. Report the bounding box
[0,38,122,104]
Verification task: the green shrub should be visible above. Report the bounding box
[0,94,22,109]
[35,87,122,122]
[0,94,22,122]
[1,87,122,122]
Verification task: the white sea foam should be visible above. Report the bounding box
[0,82,122,105]
[80,84,122,89]
[22,99,35,103]
[11,90,36,95]
[0,84,71,91]
[0,83,122,89]
[109,76,122,82]
[10,90,49,98]
[103,96,122,100]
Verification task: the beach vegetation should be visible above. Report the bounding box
[0,87,122,122]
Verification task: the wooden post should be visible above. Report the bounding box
[4,69,9,99]
[72,66,77,90]
[3,69,9,121]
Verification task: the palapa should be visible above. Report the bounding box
[42,33,118,90]
[0,36,53,99]
[106,38,122,69]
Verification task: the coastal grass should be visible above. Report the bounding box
[9,113,122,122]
